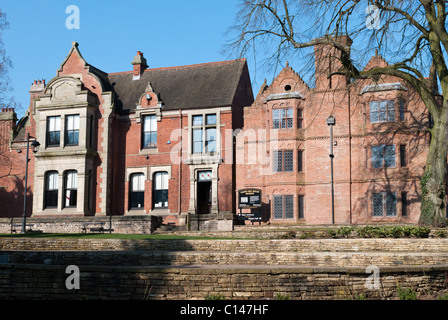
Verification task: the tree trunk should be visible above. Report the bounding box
[420,101,448,227]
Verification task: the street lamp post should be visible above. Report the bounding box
[326,116,336,225]
[22,133,40,233]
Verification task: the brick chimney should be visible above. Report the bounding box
[28,79,46,118]
[0,108,17,148]
[314,35,352,90]
[131,51,148,80]
[29,79,46,96]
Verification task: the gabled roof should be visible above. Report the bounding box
[108,59,249,113]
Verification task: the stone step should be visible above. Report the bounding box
[3,250,448,267]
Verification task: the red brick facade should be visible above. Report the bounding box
[0,43,253,227]
[236,40,431,225]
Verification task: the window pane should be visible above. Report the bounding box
[369,102,378,123]
[143,115,157,148]
[47,172,58,190]
[206,114,216,125]
[66,131,79,146]
[154,172,168,190]
[206,128,217,153]
[65,171,77,208]
[285,195,294,219]
[193,128,203,153]
[298,196,304,219]
[153,172,168,208]
[130,173,145,209]
[384,145,395,167]
[284,151,293,172]
[273,110,280,129]
[273,119,280,129]
[65,189,77,208]
[131,173,145,192]
[371,146,383,168]
[400,145,406,167]
[298,150,303,172]
[402,192,408,217]
[45,172,58,208]
[47,116,61,146]
[48,131,60,146]
[193,115,203,126]
[66,115,79,130]
[385,192,397,216]
[66,171,77,189]
[372,193,383,216]
[387,100,395,121]
[273,196,283,219]
[48,116,61,131]
[273,151,282,172]
[287,109,293,128]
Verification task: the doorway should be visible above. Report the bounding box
[197,181,212,214]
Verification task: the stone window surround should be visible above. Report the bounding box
[125,165,172,215]
[186,109,226,164]
[33,166,87,216]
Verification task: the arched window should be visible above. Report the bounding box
[64,170,78,208]
[153,172,168,209]
[45,171,58,209]
[130,173,145,209]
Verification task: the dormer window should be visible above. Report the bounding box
[142,115,157,149]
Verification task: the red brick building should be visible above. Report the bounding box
[236,38,431,225]
[0,42,253,228]
[0,39,434,227]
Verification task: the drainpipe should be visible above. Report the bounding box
[347,81,353,224]
[179,109,182,213]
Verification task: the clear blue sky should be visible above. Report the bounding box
[1,0,271,118]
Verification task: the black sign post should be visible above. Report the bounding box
[238,189,262,224]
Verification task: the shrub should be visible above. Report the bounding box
[411,227,431,238]
[274,293,290,300]
[435,230,448,238]
[338,226,354,238]
[280,230,297,239]
[397,285,418,300]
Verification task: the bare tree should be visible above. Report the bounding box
[227,0,448,226]
[0,9,17,179]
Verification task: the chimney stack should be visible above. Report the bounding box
[30,79,46,95]
[131,51,148,80]
[314,35,352,90]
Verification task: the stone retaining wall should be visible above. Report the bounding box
[2,250,448,267]
[0,216,160,234]
[1,238,448,252]
[0,264,447,300]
